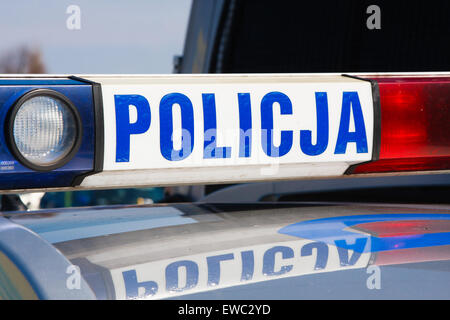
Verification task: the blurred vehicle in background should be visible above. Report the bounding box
[172,0,450,204]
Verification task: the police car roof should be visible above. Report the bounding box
[4,201,450,299]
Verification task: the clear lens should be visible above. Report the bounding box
[12,95,77,166]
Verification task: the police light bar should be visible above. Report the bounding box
[0,73,448,192]
[347,75,450,174]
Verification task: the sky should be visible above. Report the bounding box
[0,0,192,74]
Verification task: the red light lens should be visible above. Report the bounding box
[351,76,450,174]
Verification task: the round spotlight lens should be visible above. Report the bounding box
[9,91,81,171]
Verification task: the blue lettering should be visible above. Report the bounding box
[122,269,158,298]
[263,246,294,276]
[335,238,368,266]
[300,241,329,270]
[334,92,368,154]
[165,260,199,292]
[240,250,254,281]
[115,95,151,162]
[300,92,329,156]
[160,93,194,161]
[203,94,231,158]
[207,253,234,286]
[261,92,293,157]
[238,93,252,158]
